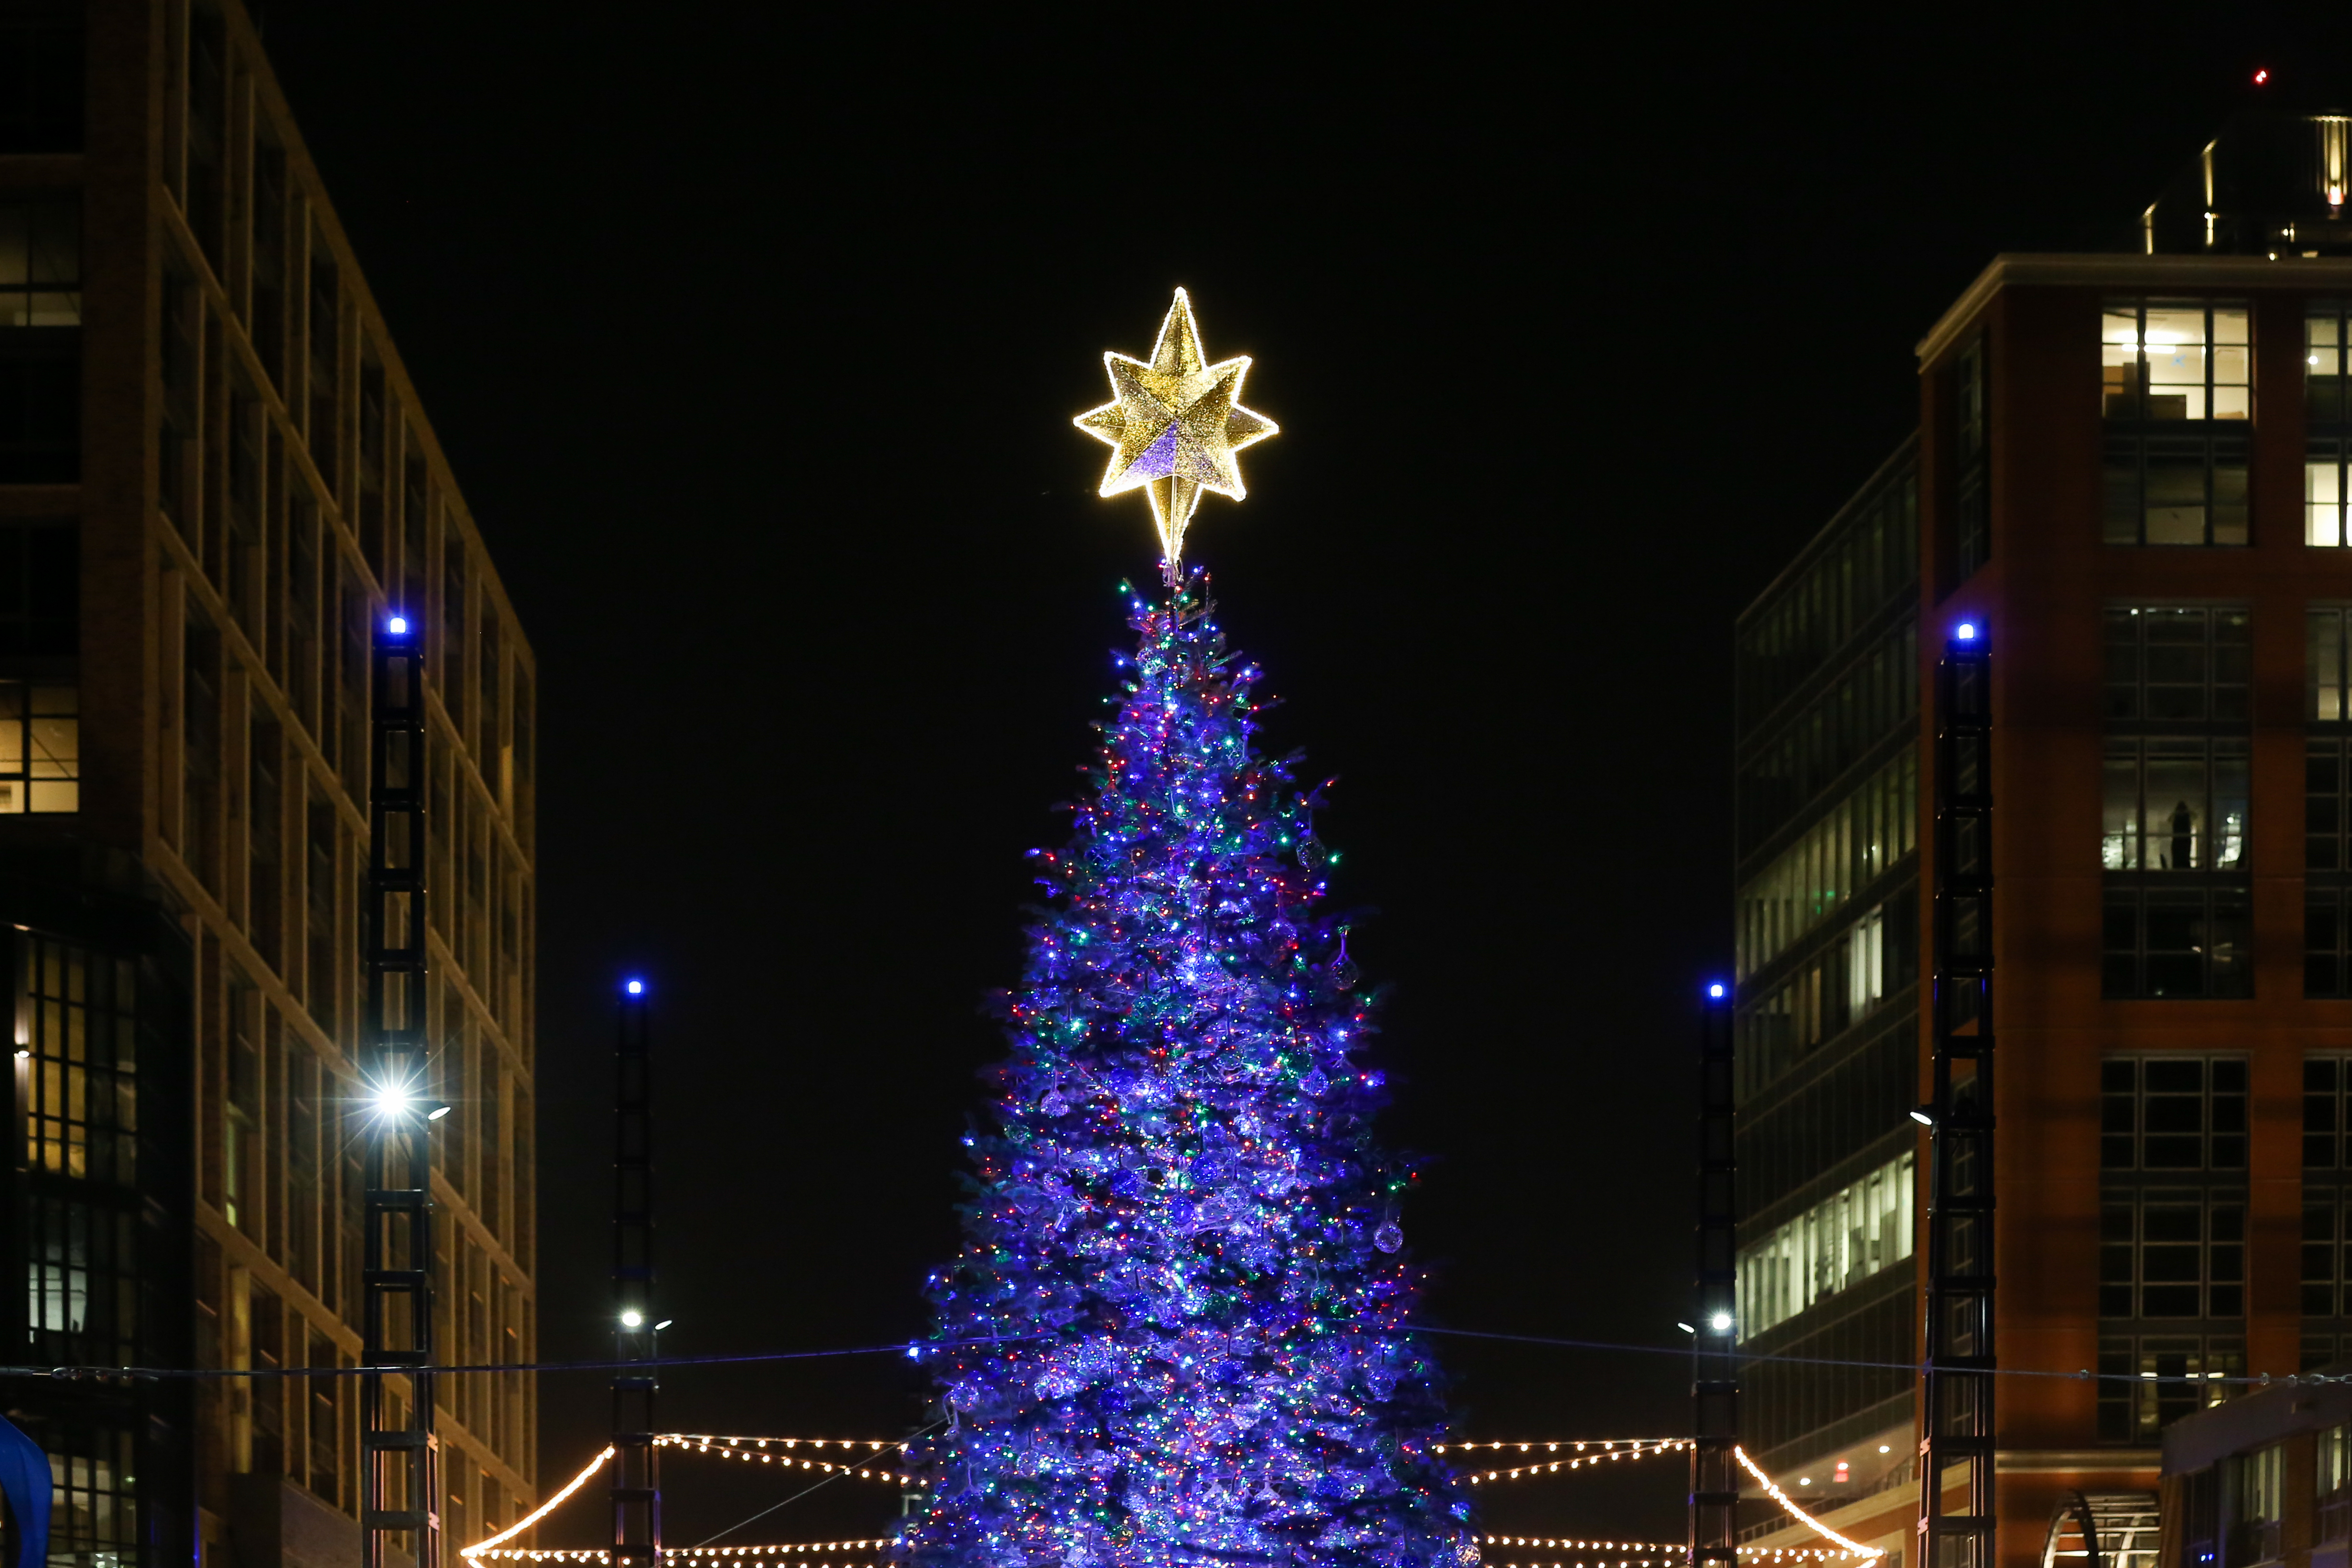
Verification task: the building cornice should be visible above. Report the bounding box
[1917,252,2352,367]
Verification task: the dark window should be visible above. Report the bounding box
[357,358,385,581]
[1951,336,1989,583]
[2307,1059,2352,1170]
[2099,1190,2245,1318]
[0,11,83,154]
[2105,606,2252,722]
[2103,887,2252,999]
[1734,449,1919,739]
[2307,1186,2352,1315]
[250,143,287,389]
[2311,889,2351,998]
[307,248,338,493]
[183,615,220,885]
[0,518,73,654]
[2104,432,2250,547]
[2101,1057,2248,1172]
[0,198,79,483]
[441,546,467,732]
[250,716,282,969]
[183,7,224,270]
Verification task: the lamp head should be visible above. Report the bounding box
[1955,622,1977,642]
[619,1309,644,1330]
[625,979,645,996]
[387,615,410,636]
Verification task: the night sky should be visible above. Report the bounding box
[249,5,2352,1550]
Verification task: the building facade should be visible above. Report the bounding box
[0,4,538,1568]
[1732,113,2352,1568]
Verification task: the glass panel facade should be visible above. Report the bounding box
[1735,1150,1915,1340]
[1734,751,1917,981]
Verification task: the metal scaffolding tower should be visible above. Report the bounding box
[612,982,661,1568]
[1919,627,1995,1568]
[1690,984,1739,1568]
[361,615,441,1568]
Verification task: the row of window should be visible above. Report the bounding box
[1735,453,1919,740]
[1735,1150,1915,1341]
[1735,617,1918,863]
[1734,752,1918,981]
[1734,901,1917,1098]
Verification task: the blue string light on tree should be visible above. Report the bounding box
[899,293,1473,1568]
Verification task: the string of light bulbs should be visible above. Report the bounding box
[1475,1541,1869,1561]
[1435,1439,1684,1454]
[662,1435,908,1453]
[650,1436,916,1486]
[1734,1446,1886,1559]
[1460,1438,1690,1483]
[458,1439,921,1561]
[459,1447,614,1559]
[469,1542,892,1562]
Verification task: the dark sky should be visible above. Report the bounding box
[251,3,2352,1550]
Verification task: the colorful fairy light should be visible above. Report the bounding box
[1073,291,1279,578]
[904,575,1471,1568]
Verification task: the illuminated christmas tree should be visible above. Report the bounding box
[902,293,1472,1568]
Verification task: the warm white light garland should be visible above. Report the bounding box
[650,1435,917,1485]
[459,1447,615,1559]
[1459,1438,1691,1483]
[457,1436,924,1560]
[1734,1446,1886,1558]
[1441,1441,1682,1454]
[1475,1540,1871,1563]
[468,1543,891,1563]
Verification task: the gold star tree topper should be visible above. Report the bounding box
[1074,289,1278,580]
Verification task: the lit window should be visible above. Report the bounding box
[1734,1150,1915,1340]
[2101,738,2248,871]
[2312,305,2351,546]
[0,679,75,811]
[2103,302,2251,421]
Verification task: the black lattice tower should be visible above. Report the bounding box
[361,615,441,1568]
[1690,984,1738,1568]
[1920,627,1994,1568]
[612,983,660,1568]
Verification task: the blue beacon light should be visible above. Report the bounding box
[1955,622,1978,642]
[1707,982,1727,1000]
[387,615,409,636]
[625,978,645,996]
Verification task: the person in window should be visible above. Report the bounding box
[2170,800,2195,870]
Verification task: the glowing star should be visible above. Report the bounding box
[1074,288,1278,579]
